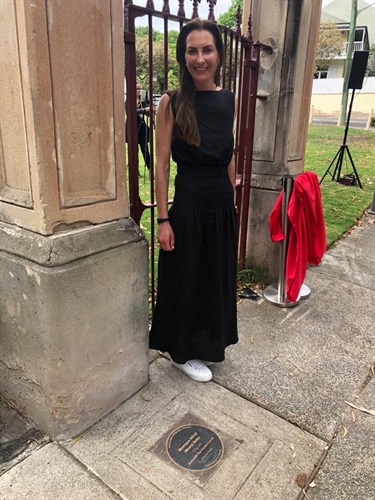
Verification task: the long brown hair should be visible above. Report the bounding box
[169,19,223,146]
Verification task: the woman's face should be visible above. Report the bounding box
[184,29,220,89]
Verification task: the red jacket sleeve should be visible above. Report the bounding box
[269,191,285,242]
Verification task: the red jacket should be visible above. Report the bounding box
[269,171,326,302]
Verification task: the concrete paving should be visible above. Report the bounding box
[0,213,374,499]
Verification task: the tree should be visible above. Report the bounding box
[315,22,344,72]
[135,32,179,93]
[135,26,150,38]
[217,0,243,29]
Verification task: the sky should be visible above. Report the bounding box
[131,0,233,20]
[130,0,374,14]
[322,0,375,8]
[131,0,236,31]
[131,0,375,30]
[131,0,333,15]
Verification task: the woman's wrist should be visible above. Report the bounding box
[157,217,170,225]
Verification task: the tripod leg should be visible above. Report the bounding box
[333,146,345,182]
[320,147,342,184]
[345,146,363,189]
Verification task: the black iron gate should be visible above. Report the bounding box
[124,0,260,310]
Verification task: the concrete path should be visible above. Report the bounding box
[1,214,374,500]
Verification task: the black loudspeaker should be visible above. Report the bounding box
[348,51,369,90]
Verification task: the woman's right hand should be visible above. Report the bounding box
[155,94,174,251]
[157,222,175,251]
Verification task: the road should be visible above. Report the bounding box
[311,115,372,129]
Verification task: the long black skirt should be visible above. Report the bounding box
[149,167,238,364]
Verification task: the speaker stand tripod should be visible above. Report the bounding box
[319,89,363,189]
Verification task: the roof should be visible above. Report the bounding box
[322,0,375,45]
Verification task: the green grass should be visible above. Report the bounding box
[132,124,375,292]
[305,125,374,246]
[137,162,177,242]
[135,159,177,306]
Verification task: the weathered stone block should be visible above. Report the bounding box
[0,219,149,439]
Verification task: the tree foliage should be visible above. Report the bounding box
[368,43,375,76]
[135,30,179,93]
[217,0,243,30]
[316,22,344,71]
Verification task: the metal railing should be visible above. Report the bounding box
[342,41,365,56]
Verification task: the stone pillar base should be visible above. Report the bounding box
[246,183,281,280]
[0,219,149,439]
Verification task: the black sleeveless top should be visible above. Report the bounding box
[168,89,235,169]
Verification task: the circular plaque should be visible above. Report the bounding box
[166,424,224,471]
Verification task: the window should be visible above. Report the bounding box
[314,69,328,79]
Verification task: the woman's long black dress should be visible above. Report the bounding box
[149,89,238,364]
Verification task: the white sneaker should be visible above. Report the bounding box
[171,359,212,382]
[159,351,214,368]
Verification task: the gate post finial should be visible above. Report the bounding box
[178,1,185,17]
[162,1,170,14]
[246,13,253,42]
[146,0,155,9]
[192,0,201,19]
[235,5,242,35]
[207,0,217,22]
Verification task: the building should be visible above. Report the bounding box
[311,0,375,115]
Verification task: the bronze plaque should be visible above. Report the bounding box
[150,413,240,486]
[167,423,223,471]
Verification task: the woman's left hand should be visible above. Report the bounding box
[157,222,175,251]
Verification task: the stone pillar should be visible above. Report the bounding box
[243,0,322,276]
[0,0,149,438]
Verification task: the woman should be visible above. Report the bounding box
[150,19,238,382]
